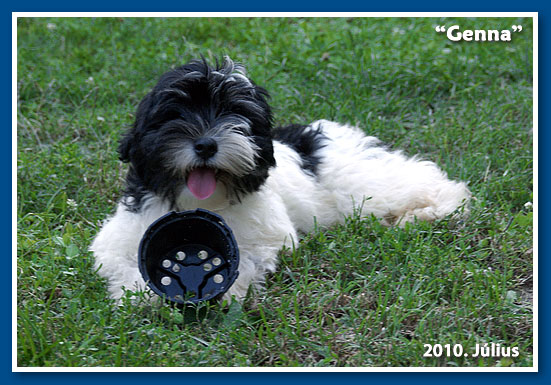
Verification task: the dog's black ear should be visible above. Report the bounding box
[118,91,155,163]
[117,131,133,163]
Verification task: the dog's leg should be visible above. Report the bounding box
[218,189,298,303]
[390,165,471,226]
[90,199,170,301]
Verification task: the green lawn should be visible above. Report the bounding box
[16,17,533,367]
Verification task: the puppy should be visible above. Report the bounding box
[90,56,470,303]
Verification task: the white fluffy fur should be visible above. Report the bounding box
[91,120,470,303]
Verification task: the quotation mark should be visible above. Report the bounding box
[512,25,523,32]
[435,25,446,32]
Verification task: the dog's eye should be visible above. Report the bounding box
[230,126,248,135]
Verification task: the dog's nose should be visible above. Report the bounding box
[193,137,218,160]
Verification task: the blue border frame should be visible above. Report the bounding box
[8,1,548,383]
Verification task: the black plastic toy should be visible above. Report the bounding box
[138,209,240,305]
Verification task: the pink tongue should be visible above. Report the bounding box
[187,168,217,200]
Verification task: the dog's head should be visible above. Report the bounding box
[119,56,275,208]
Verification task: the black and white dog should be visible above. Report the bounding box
[91,56,470,303]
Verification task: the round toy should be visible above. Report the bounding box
[138,209,240,305]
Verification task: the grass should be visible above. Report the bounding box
[16,17,533,367]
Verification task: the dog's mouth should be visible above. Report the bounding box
[186,167,218,200]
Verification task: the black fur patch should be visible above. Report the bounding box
[273,124,327,176]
